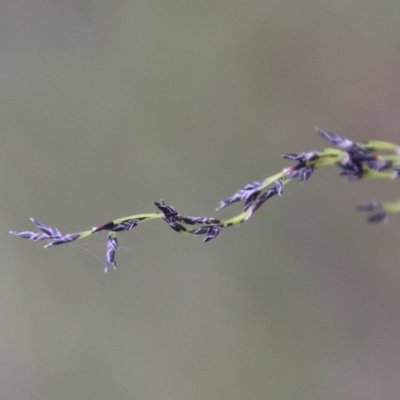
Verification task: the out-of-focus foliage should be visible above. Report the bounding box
[2,1,400,399]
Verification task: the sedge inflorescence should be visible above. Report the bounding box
[10,129,400,272]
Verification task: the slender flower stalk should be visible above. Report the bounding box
[10,129,400,271]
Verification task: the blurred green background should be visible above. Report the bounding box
[3,1,400,399]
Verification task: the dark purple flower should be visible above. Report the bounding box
[243,191,261,211]
[110,219,138,232]
[247,187,278,216]
[300,165,314,183]
[154,200,187,232]
[217,180,263,210]
[104,234,118,272]
[9,230,50,241]
[285,168,303,179]
[357,201,388,223]
[281,151,319,163]
[165,219,186,232]
[180,216,220,225]
[338,155,364,181]
[30,219,63,238]
[316,128,354,149]
[190,225,222,242]
[204,225,222,242]
[154,200,179,220]
[275,179,283,196]
[357,201,380,211]
[368,211,389,223]
[364,159,392,171]
[44,233,80,248]
[190,226,210,235]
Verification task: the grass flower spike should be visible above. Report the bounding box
[10,129,400,271]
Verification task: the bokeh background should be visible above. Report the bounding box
[2,1,400,399]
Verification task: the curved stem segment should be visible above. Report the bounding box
[10,129,400,271]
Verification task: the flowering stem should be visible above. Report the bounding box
[10,129,400,271]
